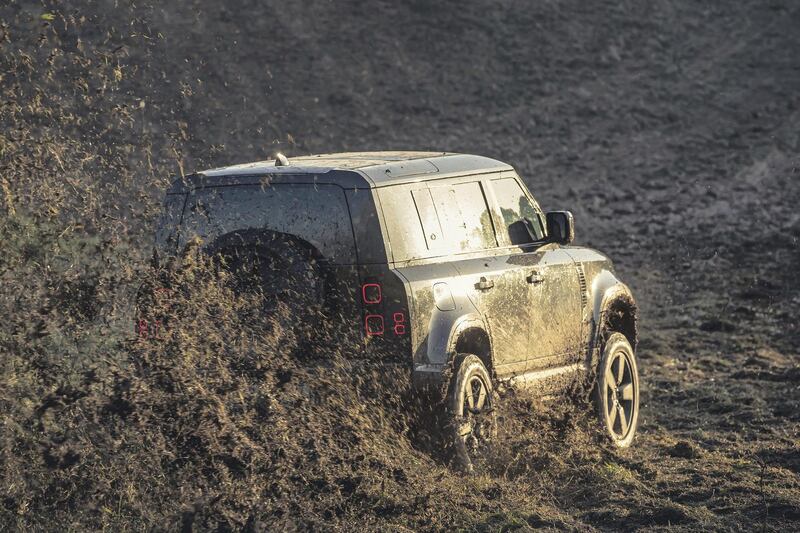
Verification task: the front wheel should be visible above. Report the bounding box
[447,354,497,472]
[595,332,640,447]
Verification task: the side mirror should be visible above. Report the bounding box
[546,211,575,245]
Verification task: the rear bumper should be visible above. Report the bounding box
[411,363,448,391]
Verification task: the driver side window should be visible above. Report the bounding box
[491,177,545,245]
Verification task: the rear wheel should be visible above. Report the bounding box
[595,333,639,447]
[218,242,324,339]
[447,354,496,472]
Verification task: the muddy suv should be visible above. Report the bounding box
[149,151,640,470]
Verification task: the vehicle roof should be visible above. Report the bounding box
[181,151,514,189]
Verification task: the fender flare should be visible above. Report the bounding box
[412,311,493,396]
[444,313,494,371]
[587,270,638,367]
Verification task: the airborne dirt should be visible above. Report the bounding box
[1,0,799,531]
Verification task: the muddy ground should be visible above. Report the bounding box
[1,0,798,530]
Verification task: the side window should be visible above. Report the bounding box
[430,181,496,252]
[411,188,445,251]
[491,177,545,244]
[377,185,430,262]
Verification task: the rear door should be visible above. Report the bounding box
[488,175,583,369]
[428,177,531,377]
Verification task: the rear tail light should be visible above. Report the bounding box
[365,314,384,336]
[392,312,406,336]
[362,283,382,304]
[135,285,172,340]
[360,281,407,338]
[135,319,161,339]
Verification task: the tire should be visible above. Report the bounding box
[218,243,324,346]
[594,332,640,448]
[222,244,321,309]
[447,354,497,473]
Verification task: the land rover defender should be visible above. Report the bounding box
[144,151,640,470]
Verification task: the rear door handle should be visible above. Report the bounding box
[527,270,545,284]
[475,276,494,291]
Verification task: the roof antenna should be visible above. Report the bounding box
[274,152,289,166]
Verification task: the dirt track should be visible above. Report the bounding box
[1,0,799,530]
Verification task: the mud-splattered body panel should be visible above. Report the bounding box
[155,152,636,390]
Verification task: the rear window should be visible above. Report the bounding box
[179,183,356,264]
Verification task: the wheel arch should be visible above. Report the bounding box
[588,270,639,363]
[446,315,494,377]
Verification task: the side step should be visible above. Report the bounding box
[502,363,587,396]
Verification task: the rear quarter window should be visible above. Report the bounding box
[377,179,497,263]
[377,184,430,263]
[179,183,356,264]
